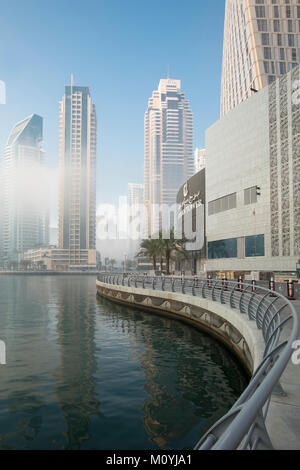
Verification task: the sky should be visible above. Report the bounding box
[0,0,226,228]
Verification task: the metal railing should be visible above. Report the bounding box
[97,273,299,450]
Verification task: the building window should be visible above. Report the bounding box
[264,61,269,73]
[264,47,272,59]
[208,238,238,260]
[257,19,267,31]
[245,235,265,257]
[261,33,269,45]
[288,34,295,47]
[279,62,286,74]
[277,34,282,46]
[274,20,280,32]
[255,5,266,17]
[244,187,258,205]
[208,193,237,216]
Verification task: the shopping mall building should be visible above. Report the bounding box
[178,65,300,280]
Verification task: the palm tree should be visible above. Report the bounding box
[159,227,187,275]
[104,257,109,272]
[138,238,162,272]
[110,259,116,271]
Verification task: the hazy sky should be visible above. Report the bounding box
[0,0,225,214]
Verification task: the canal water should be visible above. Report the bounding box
[0,275,248,450]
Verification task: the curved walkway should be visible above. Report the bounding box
[96,274,299,450]
[266,299,300,450]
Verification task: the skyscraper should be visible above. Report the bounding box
[58,79,97,268]
[221,0,300,116]
[194,148,206,174]
[127,183,144,256]
[0,167,4,265]
[2,114,49,264]
[144,78,193,236]
[128,183,144,213]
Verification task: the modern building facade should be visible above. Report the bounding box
[221,0,300,116]
[20,247,96,271]
[127,183,144,258]
[0,167,4,264]
[144,78,194,236]
[58,79,97,269]
[205,64,300,277]
[2,114,49,264]
[194,148,206,174]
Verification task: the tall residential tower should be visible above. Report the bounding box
[221,0,300,116]
[58,80,97,268]
[144,78,193,236]
[2,114,49,264]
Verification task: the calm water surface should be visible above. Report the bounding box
[0,275,248,450]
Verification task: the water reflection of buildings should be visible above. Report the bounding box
[54,277,101,449]
[98,299,247,449]
[0,276,59,447]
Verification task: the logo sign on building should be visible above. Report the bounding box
[0,80,6,104]
[177,169,205,252]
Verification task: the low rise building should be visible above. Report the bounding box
[20,247,96,271]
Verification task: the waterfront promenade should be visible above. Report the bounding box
[266,299,300,450]
[97,274,300,450]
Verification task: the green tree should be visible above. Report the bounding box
[109,259,116,271]
[159,228,187,275]
[138,238,162,272]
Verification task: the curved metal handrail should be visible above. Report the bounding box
[96,273,299,450]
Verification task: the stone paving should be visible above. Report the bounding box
[266,300,300,450]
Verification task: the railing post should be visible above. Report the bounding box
[269,277,276,297]
[181,275,185,294]
[162,277,165,291]
[192,278,196,296]
[172,277,175,293]
[287,279,295,300]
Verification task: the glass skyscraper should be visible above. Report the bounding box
[58,80,97,267]
[144,78,193,236]
[221,0,300,116]
[2,114,49,264]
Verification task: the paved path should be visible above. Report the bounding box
[266,300,300,450]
